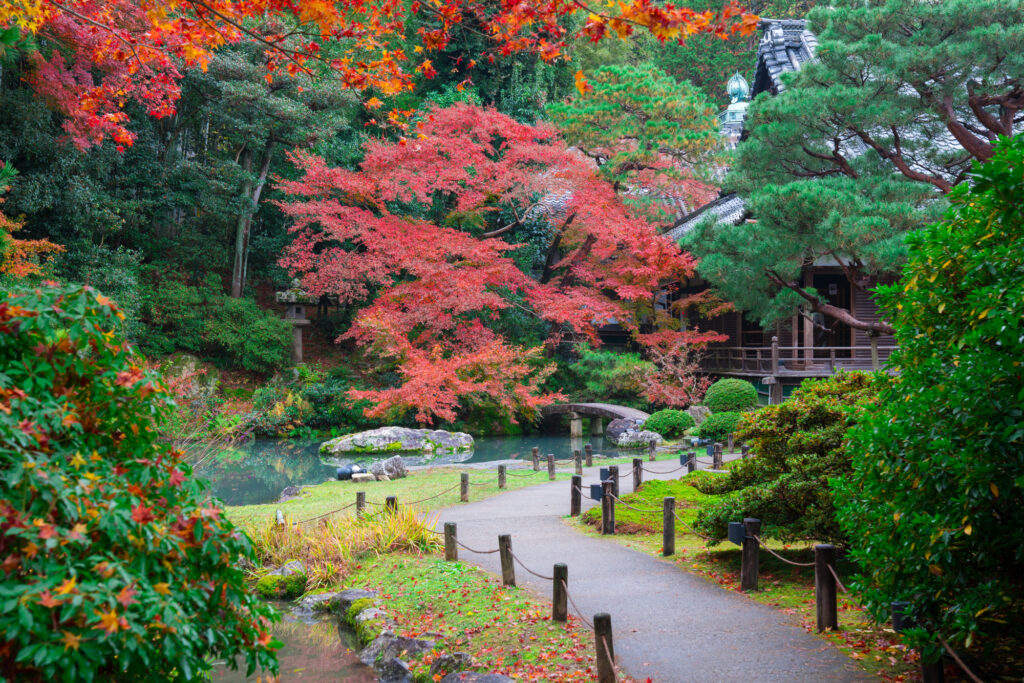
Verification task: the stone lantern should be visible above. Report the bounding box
[275,279,313,364]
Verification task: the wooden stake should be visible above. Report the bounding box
[663,497,675,557]
[632,458,642,491]
[574,450,582,475]
[356,491,366,519]
[585,443,593,467]
[444,522,457,561]
[741,517,761,591]
[498,534,515,587]
[460,472,469,503]
[687,452,696,473]
[532,446,539,471]
[547,454,556,480]
[570,475,581,517]
[385,496,398,514]
[595,613,615,683]
[608,465,619,498]
[601,481,615,535]
[648,441,656,461]
[815,544,838,632]
[552,564,568,622]
[498,465,506,489]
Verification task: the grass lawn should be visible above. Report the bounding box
[574,476,920,682]
[226,466,570,526]
[346,552,638,682]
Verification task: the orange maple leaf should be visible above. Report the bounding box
[93,608,121,634]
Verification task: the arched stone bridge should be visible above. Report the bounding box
[542,403,650,437]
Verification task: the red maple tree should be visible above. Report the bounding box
[2,1,757,148]
[279,104,723,422]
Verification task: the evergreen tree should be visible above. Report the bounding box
[683,0,1024,333]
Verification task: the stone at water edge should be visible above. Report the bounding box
[321,426,474,456]
[351,472,374,483]
[332,588,377,613]
[605,417,644,444]
[269,560,305,577]
[371,455,408,480]
[613,430,664,448]
[429,653,473,679]
[359,631,435,669]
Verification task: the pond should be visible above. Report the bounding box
[210,602,376,682]
[193,434,628,507]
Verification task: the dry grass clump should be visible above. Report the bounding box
[246,507,442,589]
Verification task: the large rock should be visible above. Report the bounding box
[687,405,712,427]
[429,653,473,679]
[605,418,643,444]
[614,430,664,449]
[269,560,305,577]
[371,455,408,480]
[321,427,474,457]
[333,588,377,613]
[359,631,434,674]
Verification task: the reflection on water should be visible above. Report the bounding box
[211,603,376,682]
[195,434,630,507]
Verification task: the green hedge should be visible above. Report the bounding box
[703,378,758,413]
[694,411,742,441]
[644,409,695,438]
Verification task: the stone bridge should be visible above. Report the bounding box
[542,403,650,438]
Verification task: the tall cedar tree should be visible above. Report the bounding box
[0,1,758,149]
[278,104,721,423]
[682,0,1024,333]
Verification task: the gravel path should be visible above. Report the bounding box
[431,456,869,682]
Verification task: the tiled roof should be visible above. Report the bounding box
[663,193,747,242]
[752,19,818,97]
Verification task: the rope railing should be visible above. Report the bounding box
[452,537,502,555]
[826,563,849,593]
[400,482,462,507]
[562,579,594,630]
[671,509,713,541]
[296,501,357,525]
[938,635,984,683]
[641,464,687,475]
[600,633,622,680]
[511,550,554,581]
[607,492,660,514]
[505,469,543,478]
[752,536,816,567]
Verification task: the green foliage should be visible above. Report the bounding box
[54,243,143,340]
[703,378,758,413]
[644,409,695,439]
[0,283,277,681]
[255,573,307,600]
[694,411,743,442]
[566,346,653,409]
[140,272,290,373]
[694,372,882,544]
[836,137,1024,661]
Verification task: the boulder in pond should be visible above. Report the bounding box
[321,427,473,457]
[605,417,643,444]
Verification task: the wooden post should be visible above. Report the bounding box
[920,659,945,683]
[741,517,761,591]
[741,444,750,459]
[815,544,838,632]
[601,481,615,535]
[498,465,506,489]
[648,441,656,461]
[444,522,458,561]
[594,613,615,683]
[498,534,515,587]
[574,450,582,475]
[663,497,675,557]
[552,564,568,622]
[460,473,469,503]
[727,433,734,453]
[713,443,723,470]
[687,452,696,473]
[632,458,643,491]
[585,444,593,467]
[608,465,619,498]
[385,496,398,514]
[547,454,556,480]
[356,491,366,519]
[570,475,582,517]
[532,446,539,470]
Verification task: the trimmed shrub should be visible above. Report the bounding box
[703,378,758,413]
[694,372,882,544]
[644,409,695,439]
[0,283,277,680]
[694,411,743,441]
[566,346,653,409]
[836,137,1024,663]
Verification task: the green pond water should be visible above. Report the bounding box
[210,602,375,682]
[193,434,625,507]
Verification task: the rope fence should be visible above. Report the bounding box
[752,536,816,567]
[296,501,357,525]
[562,579,594,630]
[826,563,849,593]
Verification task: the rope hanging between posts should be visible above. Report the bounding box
[826,564,850,593]
[561,579,594,630]
[510,551,554,581]
[404,483,461,506]
[671,510,714,541]
[607,493,660,514]
[296,501,357,525]
[641,464,687,475]
[695,457,716,466]
[600,634,622,681]
[752,536,816,567]
[467,481,491,487]
[505,469,543,478]
[453,537,502,555]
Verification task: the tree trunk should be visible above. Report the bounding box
[230,142,274,298]
[765,270,895,335]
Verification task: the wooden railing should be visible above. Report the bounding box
[701,340,898,377]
